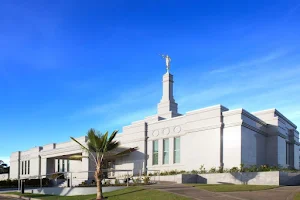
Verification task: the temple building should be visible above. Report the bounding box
[9,66,299,185]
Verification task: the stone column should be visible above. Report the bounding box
[157,72,179,118]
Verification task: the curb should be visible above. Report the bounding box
[0,193,41,200]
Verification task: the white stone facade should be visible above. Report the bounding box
[9,71,299,184]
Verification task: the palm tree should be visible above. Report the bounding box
[0,160,8,174]
[71,128,119,200]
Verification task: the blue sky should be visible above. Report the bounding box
[1,0,300,164]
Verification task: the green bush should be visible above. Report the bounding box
[168,170,178,175]
[50,172,65,179]
[0,178,50,188]
[199,165,206,174]
[114,179,120,185]
[229,167,239,173]
[143,176,150,184]
[208,167,217,173]
[132,177,141,184]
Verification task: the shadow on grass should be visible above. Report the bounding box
[105,188,146,198]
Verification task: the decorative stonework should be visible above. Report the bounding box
[174,126,181,133]
[163,128,170,135]
[21,155,30,160]
[152,130,159,137]
[151,125,183,137]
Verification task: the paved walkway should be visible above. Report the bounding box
[146,183,300,200]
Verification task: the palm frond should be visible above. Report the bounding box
[101,131,109,152]
[107,141,120,151]
[107,130,118,144]
[70,137,90,153]
[68,155,89,160]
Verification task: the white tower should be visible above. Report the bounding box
[157,56,179,119]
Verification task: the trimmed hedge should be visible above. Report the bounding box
[0,178,51,188]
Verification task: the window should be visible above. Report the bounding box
[174,137,180,163]
[62,160,65,172]
[57,159,60,172]
[21,161,24,175]
[163,139,169,164]
[67,160,70,172]
[153,140,158,165]
[286,142,288,165]
[24,161,27,175]
[28,160,30,174]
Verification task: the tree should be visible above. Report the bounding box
[0,160,8,174]
[71,128,119,200]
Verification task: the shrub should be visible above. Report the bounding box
[0,178,50,188]
[229,167,239,173]
[208,167,217,173]
[114,179,120,185]
[199,165,206,174]
[50,172,65,179]
[240,164,245,172]
[143,176,150,184]
[218,166,224,173]
[160,171,169,176]
[169,170,178,175]
[133,177,141,184]
[191,170,199,174]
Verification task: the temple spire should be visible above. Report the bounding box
[157,55,179,119]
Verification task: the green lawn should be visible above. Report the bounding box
[294,193,300,200]
[188,184,278,192]
[4,186,190,200]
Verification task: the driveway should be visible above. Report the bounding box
[146,183,300,200]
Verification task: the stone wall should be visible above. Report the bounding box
[279,172,300,185]
[27,186,125,196]
[197,172,279,185]
[150,171,300,186]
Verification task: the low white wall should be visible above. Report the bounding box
[151,174,197,184]
[0,174,9,181]
[150,171,300,185]
[26,186,125,196]
[279,172,300,186]
[197,172,279,185]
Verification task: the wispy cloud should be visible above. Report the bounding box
[209,50,289,74]
[68,82,160,120]
[101,107,156,132]
[178,63,300,122]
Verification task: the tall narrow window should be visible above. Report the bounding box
[286,142,288,165]
[28,160,30,174]
[153,140,158,165]
[21,161,24,175]
[24,161,27,175]
[174,137,180,163]
[62,160,65,172]
[163,139,169,164]
[67,160,70,172]
[57,159,60,172]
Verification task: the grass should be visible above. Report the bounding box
[188,184,278,192]
[3,186,191,200]
[294,193,300,200]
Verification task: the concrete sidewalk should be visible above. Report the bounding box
[146,183,300,200]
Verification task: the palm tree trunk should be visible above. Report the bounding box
[95,162,103,200]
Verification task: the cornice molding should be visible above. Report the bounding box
[253,109,297,129]
[241,122,268,136]
[185,124,223,133]
[39,146,82,157]
[223,109,267,126]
